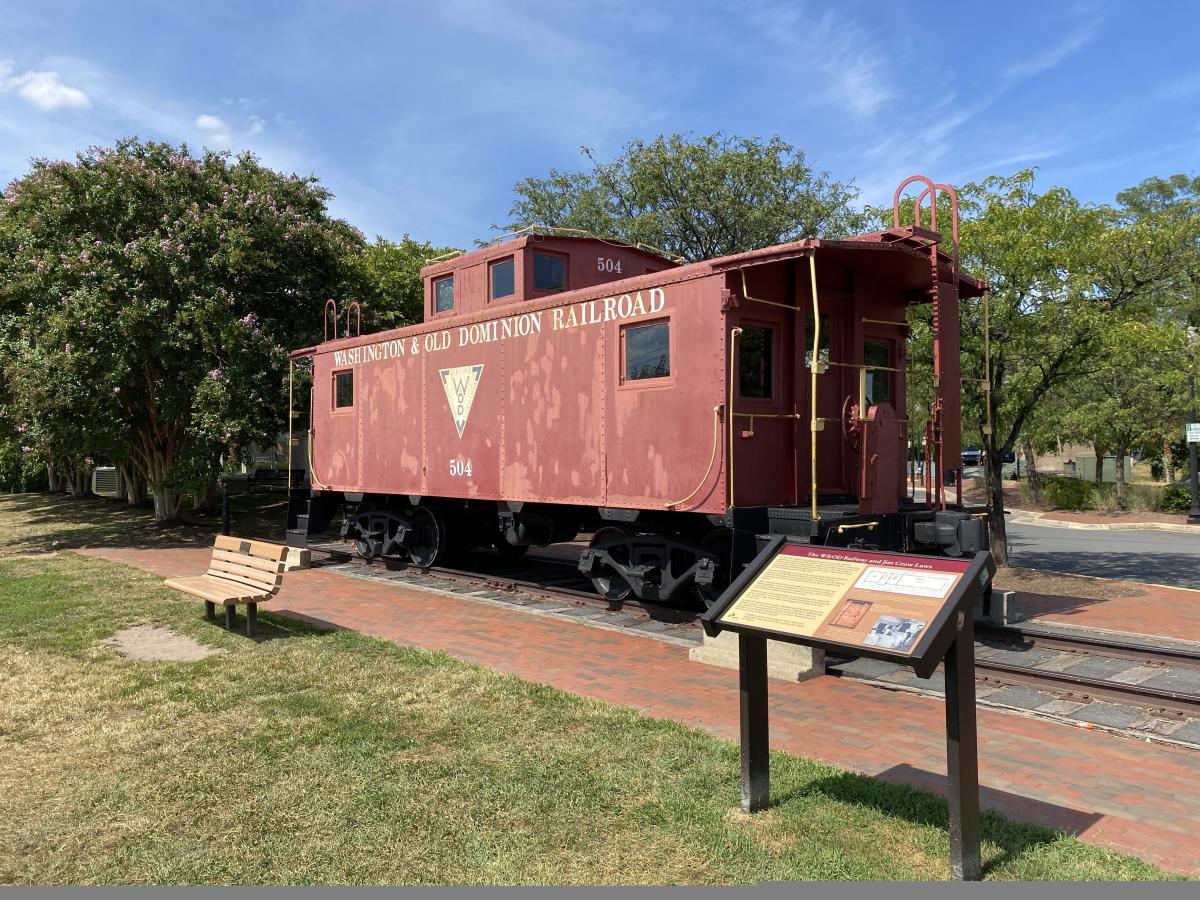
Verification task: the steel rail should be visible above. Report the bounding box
[973,658,1200,719]
[976,622,1200,672]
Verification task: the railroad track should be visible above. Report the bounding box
[307,539,701,627]
[972,623,1200,719]
[310,539,1200,729]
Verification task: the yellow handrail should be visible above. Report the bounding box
[809,254,822,522]
[729,326,742,507]
[664,405,722,510]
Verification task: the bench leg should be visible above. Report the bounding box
[225,604,236,630]
[204,600,216,621]
[246,602,257,638]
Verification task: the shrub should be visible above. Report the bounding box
[1162,486,1192,512]
[1091,483,1118,512]
[1043,476,1094,510]
[1127,484,1164,513]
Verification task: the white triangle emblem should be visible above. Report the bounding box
[439,364,484,438]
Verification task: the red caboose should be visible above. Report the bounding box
[289,178,987,606]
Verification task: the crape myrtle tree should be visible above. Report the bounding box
[0,138,364,521]
[505,133,867,261]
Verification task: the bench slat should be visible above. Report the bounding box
[204,566,281,594]
[207,556,283,588]
[210,548,283,573]
[165,575,267,604]
[214,534,288,562]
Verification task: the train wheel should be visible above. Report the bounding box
[694,528,732,610]
[351,505,380,559]
[587,526,633,602]
[494,539,530,561]
[408,506,447,568]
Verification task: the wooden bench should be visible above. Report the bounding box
[165,535,289,636]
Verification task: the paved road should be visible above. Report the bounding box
[1006,520,1200,589]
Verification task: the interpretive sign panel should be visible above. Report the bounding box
[702,538,995,679]
[705,535,994,880]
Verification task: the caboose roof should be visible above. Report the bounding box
[293,226,982,359]
[702,228,985,298]
[419,232,682,279]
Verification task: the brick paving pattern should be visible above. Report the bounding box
[83,544,1200,875]
[1009,579,1200,644]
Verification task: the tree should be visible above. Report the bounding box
[1047,322,1188,509]
[346,235,458,331]
[889,172,1194,562]
[0,139,363,521]
[504,133,866,262]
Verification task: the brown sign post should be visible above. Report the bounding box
[702,536,995,881]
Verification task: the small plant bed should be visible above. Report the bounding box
[0,552,1173,884]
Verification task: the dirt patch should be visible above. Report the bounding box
[104,625,222,662]
[993,566,1146,600]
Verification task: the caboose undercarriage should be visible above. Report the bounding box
[293,490,988,610]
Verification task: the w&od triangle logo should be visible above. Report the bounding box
[439,364,484,438]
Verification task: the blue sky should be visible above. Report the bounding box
[2,1,1198,248]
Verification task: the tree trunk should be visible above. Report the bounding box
[982,427,1009,566]
[71,469,91,498]
[1115,444,1128,511]
[1021,438,1040,503]
[192,481,218,511]
[152,486,180,522]
[119,462,145,505]
[988,451,1009,566]
[47,463,63,493]
[144,449,182,523]
[1094,444,1106,485]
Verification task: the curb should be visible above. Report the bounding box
[1007,510,1200,534]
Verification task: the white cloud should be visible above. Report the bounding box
[194,112,232,146]
[1002,20,1101,84]
[0,59,91,110]
[741,4,896,120]
[247,115,265,136]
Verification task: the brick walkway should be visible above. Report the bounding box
[1007,580,1200,644]
[83,545,1200,875]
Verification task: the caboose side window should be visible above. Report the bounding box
[864,339,891,406]
[623,320,670,381]
[333,370,354,409]
[434,275,454,313]
[490,257,515,300]
[739,325,774,399]
[533,252,566,292]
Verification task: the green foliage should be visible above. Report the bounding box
[0,138,364,518]
[346,235,457,331]
[1043,476,1094,510]
[505,133,866,262]
[0,435,48,493]
[1161,486,1192,512]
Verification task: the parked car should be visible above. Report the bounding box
[961,446,984,466]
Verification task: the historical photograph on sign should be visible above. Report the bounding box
[863,615,927,651]
[831,599,872,629]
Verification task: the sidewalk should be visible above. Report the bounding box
[997,576,1200,645]
[1008,507,1198,534]
[83,544,1200,875]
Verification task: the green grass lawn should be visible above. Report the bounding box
[0,538,1176,885]
[0,490,291,557]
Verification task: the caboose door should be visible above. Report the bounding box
[805,297,850,501]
